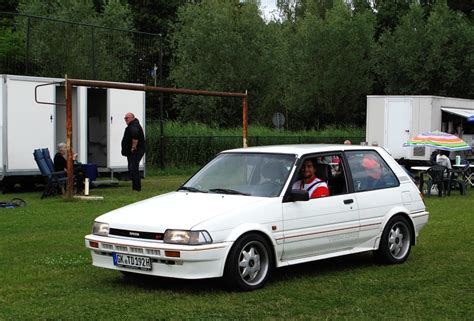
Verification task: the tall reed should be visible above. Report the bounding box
[145,121,365,167]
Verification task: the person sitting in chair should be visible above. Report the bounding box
[436,150,452,170]
[54,143,84,192]
[292,159,329,199]
[54,143,69,171]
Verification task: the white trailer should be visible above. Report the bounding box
[366,95,474,161]
[0,74,145,187]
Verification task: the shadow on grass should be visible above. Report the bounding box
[269,252,376,284]
[109,252,377,293]
[112,272,224,294]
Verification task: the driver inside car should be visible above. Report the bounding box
[292,159,330,199]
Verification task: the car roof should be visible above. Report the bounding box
[222,144,381,157]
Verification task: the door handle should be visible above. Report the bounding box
[343,199,354,205]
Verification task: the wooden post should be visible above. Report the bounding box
[243,92,248,148]
[65,77,74,199]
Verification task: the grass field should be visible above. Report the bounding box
[0,175,473,320]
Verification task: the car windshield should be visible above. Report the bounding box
[181,153,296,197]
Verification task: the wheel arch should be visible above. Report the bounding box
[379,211,417,247]
[221,225,278,276]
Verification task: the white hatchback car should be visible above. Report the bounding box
[85,145,429,291]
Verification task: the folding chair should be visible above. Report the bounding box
[426,165,449,197]
[465,172,474,188]
[33,149,67,199]
[41,148,55,172]
[447,166,467,196]
[462,161,474,189]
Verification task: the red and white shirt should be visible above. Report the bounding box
[292,176,329,199]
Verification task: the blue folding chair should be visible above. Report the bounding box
[33,148,67,199]
[41,148,55,173]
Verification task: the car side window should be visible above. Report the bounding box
[345,150,399,192]
[292,153,349,198]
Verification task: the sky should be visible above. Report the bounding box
[259,0,278,20]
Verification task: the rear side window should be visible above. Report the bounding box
[345,151,399,192]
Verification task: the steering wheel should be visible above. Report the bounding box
[259,182,281,196]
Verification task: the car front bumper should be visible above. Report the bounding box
[85,234,230,279]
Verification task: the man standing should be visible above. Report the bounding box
[121,112,145,191]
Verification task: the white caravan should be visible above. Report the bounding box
[366,95,474,161]
[0,74,145,187]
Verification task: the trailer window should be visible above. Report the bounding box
[413,146,425,157]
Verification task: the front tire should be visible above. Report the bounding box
[224,233,273,291]
[375,216,412,264]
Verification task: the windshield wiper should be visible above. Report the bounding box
[209,188,250,196]
[177,186,207,193]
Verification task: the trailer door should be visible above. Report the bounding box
[384,99,412,159]
[107,89,145,169]
[6,77,56,172]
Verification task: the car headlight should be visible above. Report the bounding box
[92,222,109,236]
[163,229,212,245]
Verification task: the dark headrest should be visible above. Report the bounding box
[315,163,331,181]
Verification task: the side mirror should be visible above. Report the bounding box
[284,189,309,202]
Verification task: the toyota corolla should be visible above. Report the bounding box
[85,144,429,291]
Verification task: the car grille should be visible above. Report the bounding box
[98,242,162,258]
[109,228,163,240]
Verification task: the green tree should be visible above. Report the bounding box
[127,0,188,35]
[424,1,473,97]
[170,0,273,127]
[127,0,189,82]
[94,0,134,81]
[375,1,473,98]
[0,1,22,74]
[373,0,411,40]
[281,0,375,128]
[0,25,24,74]
[16,0,134,81]
[374,3,427,94]
[276,0,334,20]
[447,0,474,19]
[0,0,19,13]
[275,0,308,21]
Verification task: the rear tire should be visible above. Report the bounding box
[224,233,273,291]
[375,216,412,264]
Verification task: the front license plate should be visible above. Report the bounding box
[113,253,152,271]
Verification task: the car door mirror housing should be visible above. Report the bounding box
[285,189,310,202]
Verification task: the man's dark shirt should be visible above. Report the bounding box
[121,118,145,156]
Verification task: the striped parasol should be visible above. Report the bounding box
[404,131,472,151]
